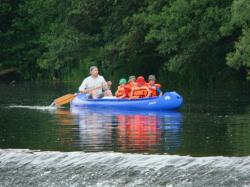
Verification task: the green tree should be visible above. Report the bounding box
[145,0,233,83]
[1,0,249,83]
[0,0,25,72]
[224,0,250,80]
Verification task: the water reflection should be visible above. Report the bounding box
[116,114,160,152]
[55,107,183,153]
[53,109,76,150]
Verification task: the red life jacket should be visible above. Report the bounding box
[132,86,149,98]
[115,85,127,97]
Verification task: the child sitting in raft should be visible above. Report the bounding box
[130,76,151,99]
[147,75,162,97]
[124,75,136,97]
[115,78,128,98]
[127,75,136,88]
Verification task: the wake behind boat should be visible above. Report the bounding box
[71,91,183,110]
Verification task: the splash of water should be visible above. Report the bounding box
[8,104,58,111]
[0,149,250,187]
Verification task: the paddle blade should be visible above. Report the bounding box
[53,94,76,106]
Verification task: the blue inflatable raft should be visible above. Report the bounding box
[71,91,183,110]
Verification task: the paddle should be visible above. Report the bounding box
[53,94,77,106]
[52,86,103,106]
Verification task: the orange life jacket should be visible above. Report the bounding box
[148,86,158,97]
[146,83,161,97]
[115,85,127,97]
[131,86,149,98]
[127,82,135,89]
[125,82,135,96]
[155,83,161,88]
[146,83,161,88]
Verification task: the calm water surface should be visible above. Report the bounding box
[0,82,249,156]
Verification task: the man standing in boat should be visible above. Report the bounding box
[79,66,112,99]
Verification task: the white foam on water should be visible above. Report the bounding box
[7,105,58,111]
[1,149,250,187]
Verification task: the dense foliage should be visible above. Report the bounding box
[0,0,249,83]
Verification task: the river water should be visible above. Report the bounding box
[0,82,250,186]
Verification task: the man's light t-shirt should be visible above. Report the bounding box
[78,75,107,94]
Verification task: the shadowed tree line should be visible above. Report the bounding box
[0,0,250,84]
